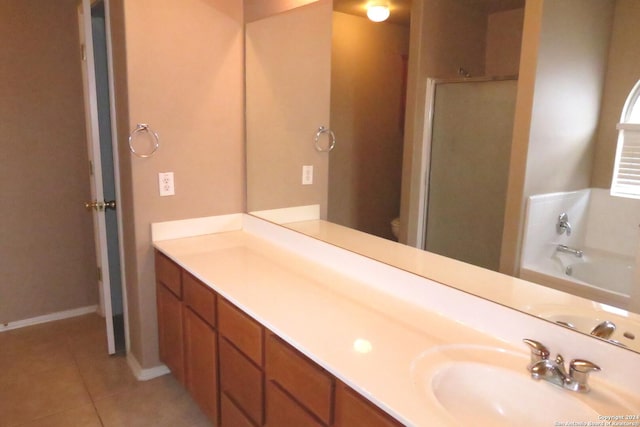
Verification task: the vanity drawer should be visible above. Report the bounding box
[219,337,264,426]
[221,393,255,427]
[155,251,182,298]
[265,381,324,427]
[334,382,402,427]
[183,271,216,328]
[218,298,263,365]
[265,333,333,425]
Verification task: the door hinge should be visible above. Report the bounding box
[81,43,87,61]
[89,160,94,176]
[97,266,102,282]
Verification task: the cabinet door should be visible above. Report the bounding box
[184,308,218,423]
[156,283,184,385]
[334,382,403,427]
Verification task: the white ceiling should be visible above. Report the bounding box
[333,0,525,26]
[333,0,412,26]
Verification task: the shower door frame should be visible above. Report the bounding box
[415,75,518,252]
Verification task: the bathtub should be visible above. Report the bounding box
[521,248,635,310]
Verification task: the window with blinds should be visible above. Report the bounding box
[611,80,640,199]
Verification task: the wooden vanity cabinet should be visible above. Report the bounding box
[334,382,403,427]
[183,271,218,423]
[218,298,265,426]
[155,251,404,427]
[265,333,334,426]
[155,252,185,385]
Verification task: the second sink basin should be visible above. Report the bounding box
[410,344,637,426]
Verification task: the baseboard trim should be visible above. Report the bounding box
[126,352,170,381]
[0,305,98,332]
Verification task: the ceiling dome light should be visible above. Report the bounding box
[367,3,390,22]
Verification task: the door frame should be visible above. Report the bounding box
[413,77,437,250]
[78,0,129,354]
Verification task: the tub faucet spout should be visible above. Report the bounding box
[556,244,583,258]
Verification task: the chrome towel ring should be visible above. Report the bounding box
[314,126,336,152]
[129,123,160,158]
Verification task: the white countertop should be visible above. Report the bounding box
[153,214,640,426]
[284,219,640,352]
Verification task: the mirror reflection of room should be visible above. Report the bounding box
[329,0,523,259]
[245,0,640,349]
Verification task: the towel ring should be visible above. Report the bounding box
[129,123,160,158]
[314,126,336,152]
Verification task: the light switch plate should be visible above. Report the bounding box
[159,172,175,196]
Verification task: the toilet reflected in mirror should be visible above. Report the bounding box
[391,217,400,240]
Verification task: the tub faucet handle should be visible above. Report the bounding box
[557,212,572,236]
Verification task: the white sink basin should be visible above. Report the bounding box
[432,361,597,425]
[410,344,637,426]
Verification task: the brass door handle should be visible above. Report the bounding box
[84,200,116,212]
[85,200,102,212]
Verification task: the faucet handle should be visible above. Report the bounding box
[523,339,550,367]
[590,320,616,339]
[569,359,601,392]
[555,354,569,377]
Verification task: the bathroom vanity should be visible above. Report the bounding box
[153,214,640,426]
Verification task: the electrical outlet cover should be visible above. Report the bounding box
[302,165,313,185]
[158,172,175,196]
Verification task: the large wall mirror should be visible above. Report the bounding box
[245,0,640,353]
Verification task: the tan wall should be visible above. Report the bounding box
[0,0,98,323]
[244,0,319,22]
[328,12,409,240]
[418,0,488,79]
[486,8,524,77]
[120,0,244,368]
[524,0,613,197]
[245,1,332,218]
[591,0,640,188]
[500,0,544,274]
[500,0,614,274]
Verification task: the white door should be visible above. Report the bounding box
[78,0,125,354]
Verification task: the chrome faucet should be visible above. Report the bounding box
[556,244,583,258]
[590,320,616,339]
[556,213,572,236]
[523,339,601,392]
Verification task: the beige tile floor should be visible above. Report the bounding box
[0,314,211,427]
